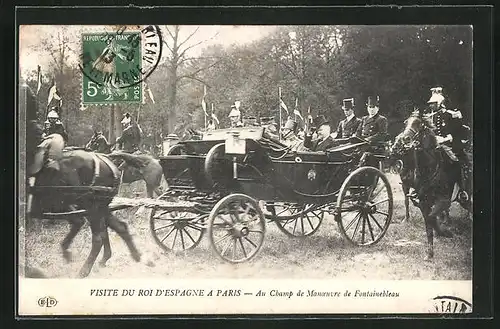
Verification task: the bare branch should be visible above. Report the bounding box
[164,26,176,41]
[162,39,175,54]
[177,31,220,60]
[177,26,200,49]
[177,59,223,81]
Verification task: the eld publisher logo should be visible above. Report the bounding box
[37,296,58,308]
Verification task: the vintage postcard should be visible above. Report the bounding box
[18,22,476,316]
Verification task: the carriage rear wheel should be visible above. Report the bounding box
[150,193,206,252]
[335,166,393,246]
[207,194,266,263]
[268,203,324,237]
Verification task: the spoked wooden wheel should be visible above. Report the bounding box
[204,143,232,189]
[335,166,393,246]
[207,194,266,263]
[150,196,206,252]
[268,203,324,237]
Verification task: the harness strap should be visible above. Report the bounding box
[90,152,100,186]
[95,153,121,188]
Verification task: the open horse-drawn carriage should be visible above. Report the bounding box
[150,126,394,263]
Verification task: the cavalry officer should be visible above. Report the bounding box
[355,96,388,144]
[86,128,110,153]
[29,108,68,173]
[426,86,470,202]
[116,112,142,154]
[335,98,361,139]
[304,115,336,152]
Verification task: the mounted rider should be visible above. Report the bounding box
[115,112,142,154]
[426,87,470,202]
[29,107,68,174]
[86,128,111,153]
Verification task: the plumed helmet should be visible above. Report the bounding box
[47,110,59,119]
[427,87,445,104]
[121,112,131,125]
[342,98,355,110]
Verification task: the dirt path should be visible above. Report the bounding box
[23,174,472,280]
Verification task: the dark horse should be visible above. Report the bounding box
[27,120,141,278]
[390,112,470,260]
[85,134,164,198]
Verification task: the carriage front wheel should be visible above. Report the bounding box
[150,193,206,252]
[335,166,393,246]
[207,194,266,263]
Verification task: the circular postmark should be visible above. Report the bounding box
[79,25,163,90]
[429,295,472,314]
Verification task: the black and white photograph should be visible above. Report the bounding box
[18,20,480,315]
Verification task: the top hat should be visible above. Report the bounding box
[312,115,330,128]
[342,98,355,110]
[366,96,380,107]
[427,87,445,104]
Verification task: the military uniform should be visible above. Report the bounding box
[87,132,110,153]
[116,125,142,153]
[356,114,388,143]
[336,116,362,139]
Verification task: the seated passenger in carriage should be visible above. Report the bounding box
[280,117,304,150]
[86,128,111,153]
[29,107,68,174]
[355,96,388,146]
[334,98,362,141]
[303,115,336,152]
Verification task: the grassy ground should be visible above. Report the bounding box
[23,173,472,280]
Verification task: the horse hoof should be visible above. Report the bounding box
[98,260,108,268]
[78,270,91,278]
[62,250,73,263]
[132,252,141,262]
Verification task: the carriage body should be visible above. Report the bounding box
[159,126,370,204]
[151,126,394,263]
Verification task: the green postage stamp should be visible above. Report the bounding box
[80,30,143,104]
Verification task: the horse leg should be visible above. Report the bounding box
[430,198,453,238]
[106,212,141,262]
[78,208,106,278]
[401,181,410,223]
[420,205,435,261]
[98,219,112,267]
[61,211,85,263]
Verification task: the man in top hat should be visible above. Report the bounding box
[304,115,336,152]
[116,112,142,153]
[335,98,362,140]
[426,86,470,202]
[30,107,68,173]
[355,96,388,144]
[228,103,243,128]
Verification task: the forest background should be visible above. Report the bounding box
[20,25,472,153]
